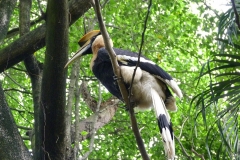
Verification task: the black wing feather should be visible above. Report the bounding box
[112,48,173,81]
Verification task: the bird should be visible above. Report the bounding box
[65,30,182,159]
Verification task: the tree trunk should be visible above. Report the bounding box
[0,0,17,42]
[39,0,68,159]
[0,83,32,160]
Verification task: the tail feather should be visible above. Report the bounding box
[151,88,175,160]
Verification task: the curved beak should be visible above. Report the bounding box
[64,39,91,68]
[64,30,101,68]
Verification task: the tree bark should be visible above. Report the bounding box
[0,0,92,73]
[39,0,68,159]
[0,0,17,42]
[65,59,80,159]
[75,98,119,142]
[0,83,32,160]
[19,0,44,159]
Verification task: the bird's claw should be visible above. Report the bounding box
[113,75,121,81]
[113,75,122,85]
[124,101,135,111]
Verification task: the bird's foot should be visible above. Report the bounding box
[123,105,129,111]
[113,75,122,85]
[113,75,122,80]
[124,101,135,111]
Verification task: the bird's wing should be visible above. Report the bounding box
[113,48,182,98]
[151,88,175,159]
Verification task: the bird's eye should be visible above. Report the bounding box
[91,36,97,43]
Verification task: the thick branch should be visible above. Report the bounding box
[93,0,150,159]
[0,0,92,73]
[76,101,118,142]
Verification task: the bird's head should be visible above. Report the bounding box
[65,30,111,68]
[64,30,99,68]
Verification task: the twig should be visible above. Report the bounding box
[6,16,45,38]
[174,135,192,159]
[10,66,27,73]
[66,58,80,159]
[10,107,34,115]
[17,125,32,130]
[191,148,205,160]
[129,0,152,105]
[202,1,220,18]
[22,136,31,140]
[74,80,81,160]
[101,0,110,8]
[3,88,31,94]
[5,93,34,114]
[3,72,28,91]
[37,0,46,18]
[80,81,102,160]
[79,81,98,112]
[178,117,188,138]
[93,0,150,159]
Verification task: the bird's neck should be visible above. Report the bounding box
[90,53,98,70]
[92,42,104,55]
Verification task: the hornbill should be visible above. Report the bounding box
[65,30,182,159]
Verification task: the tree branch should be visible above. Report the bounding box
[0,0,92,73]
[10,107,34,115]
[80,81,119,111]
[3,88,31,94]
[73,79,81,159]
[129,0,151,99]
[191,148,205,160]
[6,16,45,38]
[129,0,151,105]
[203,0,220,18]
[80,81,102,160]
[3,72,28,91]
[174,135,192,159]
[66,58,80,159]
[76,99,119,142]
[93,0,150,159]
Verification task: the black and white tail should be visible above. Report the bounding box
[151,88,175,160]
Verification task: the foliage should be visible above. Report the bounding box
[191,0,239,159]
